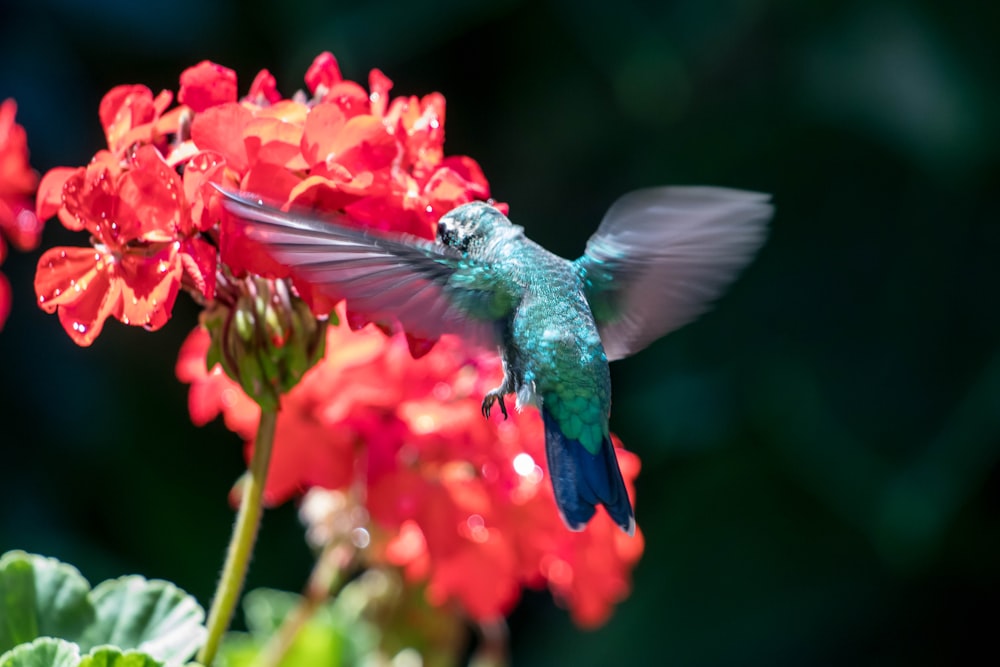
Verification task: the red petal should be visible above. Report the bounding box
[180,236,217,300]
[243,117,304,169]
[367,68,393,117]
[0,203,41,252]
[300,103,347,166]
[292,277,341,317]
[116,144,184,241]
[247,69,281,104]
[190,103,252,173]
[152,89,174,116]
[344,193,428,237]
[54,270,121,346]
[0,99,38,197]
[240,161,302,203]
[253,402,356,506]
[175,326,260,435]
[178,61,238,113]
[437,155,491,199]
[333,114,397,177]
[252,99,309,125]
[287,175,365,213]
[182,150,227,232]
[34,246,121,345]
[35,246,100,312]
[219,200,292,278]
[35,167,79,224]
[304,51,343,94]
[406,333,437,359]
[61,152,122,237]
[117,244,182,330]
[323,81,370,118]
[99,85,156,152]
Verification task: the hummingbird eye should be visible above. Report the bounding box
[437,217,466,250]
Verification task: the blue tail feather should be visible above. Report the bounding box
[542,408,636,535]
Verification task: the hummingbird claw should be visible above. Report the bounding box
[481,391,509,420]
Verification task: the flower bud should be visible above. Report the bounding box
[201,276,327,410]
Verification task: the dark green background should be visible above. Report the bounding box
[2,0,998,664]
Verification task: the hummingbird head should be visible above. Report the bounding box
[436,202,509,253]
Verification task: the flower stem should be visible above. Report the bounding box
[198,407,278,666]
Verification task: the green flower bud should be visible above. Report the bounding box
[201,276,327,410]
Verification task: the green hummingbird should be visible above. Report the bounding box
[219,186,771,535]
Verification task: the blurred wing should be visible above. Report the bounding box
[219,188,516,348]
[576,187,772,361]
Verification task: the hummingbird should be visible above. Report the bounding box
[218,186,772,535]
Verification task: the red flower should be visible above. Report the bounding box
[99,84,177,153]
[33,52,499,349]
[34,145,215,345]
[0,98,42,330]
[178,61,238,113]
[177,311,644,625]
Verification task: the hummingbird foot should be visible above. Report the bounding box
[481,390,509,420]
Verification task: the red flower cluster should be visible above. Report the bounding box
[32,53,495,345]
[177,315,644,627]
[0,99,43,329]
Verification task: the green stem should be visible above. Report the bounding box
[198,407,278,666]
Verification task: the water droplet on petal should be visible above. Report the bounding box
[53,288,61,297]
[122,316,130,325]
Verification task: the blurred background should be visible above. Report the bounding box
[2,0,998,664]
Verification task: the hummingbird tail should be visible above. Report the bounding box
[541,408,636,536]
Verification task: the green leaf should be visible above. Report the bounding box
[0,553,205,667]
[78,577,206,665]
[0,552,94,653]
[0,638,81,667]
[78,647,164,667]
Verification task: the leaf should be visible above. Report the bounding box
[0,553,205,667]
[0,552,94,653]
[78,577,206,665]
[78,647,164,667]
[0,638,81,667]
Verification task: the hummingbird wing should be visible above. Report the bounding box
[218,189,517,348]
[575,187,771,361]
